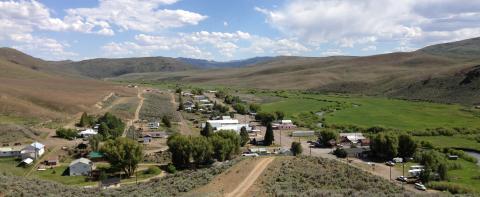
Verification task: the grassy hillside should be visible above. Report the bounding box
[0,48,135,123]
[60,56,196,79]
[114,37,480,105]
[251,156,412,196]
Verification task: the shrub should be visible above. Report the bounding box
[145,166,161,175]
[290,142,302,156]
[426,182,474,194]
[166,163,176,174]
[333,148,347,158]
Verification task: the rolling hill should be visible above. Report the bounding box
[0,48,134,122]
[114,37,480,105]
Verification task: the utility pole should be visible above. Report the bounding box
[309,145,311,156]
[389,165,392,180]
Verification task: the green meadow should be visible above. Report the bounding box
[414,136,480,151]
[259,93,480,131]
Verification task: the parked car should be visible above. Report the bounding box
[396,176,408,182]
[242,153,259,157]
[415,183,427,191]
[385,161,395,166]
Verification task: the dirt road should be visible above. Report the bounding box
[168,92,195,135]
[225,157,275,197]
[122,88,144,137]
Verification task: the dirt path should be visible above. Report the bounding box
[168,92,194,135]
[122,88,144,137]
[225,157,275,197]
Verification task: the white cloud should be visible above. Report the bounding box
[102,31,311,59]
[223,21,229,26]
[65,0,207,33]
[9,33,77,60]
[321,49,344,57]
[361,45,377,52]
[256,0,480,48]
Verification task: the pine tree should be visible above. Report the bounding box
[240,126,249,146]
[201,122,213,137]
[264,123,274,146]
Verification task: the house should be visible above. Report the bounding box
[273,120,297,130]
[204,119,239,129]
[21,142,45,160]
[193,95,207,100]
[359,138,370,146]
[44,157,59,166]
[69,158,95,176]
[339,133,366,145]
[140,134,152,143]
[291,130,315,137]
[0,146,22,157]
[148,122,160,129]
[79,129,97,138]
[100,177,121,189]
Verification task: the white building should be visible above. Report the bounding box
[203,119,252,133]
[21,142,45,160]
[79,129,98,138]
[292,130,315,137]
[0,146,22,157]
[69,158,96,176]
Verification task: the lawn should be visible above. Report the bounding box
[0,157,30,176]
[259,92,480,131]
[31,165,95,186]
[414,136,480,151]
[261,97,336,118]
[445,159,480,193]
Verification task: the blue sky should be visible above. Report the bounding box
[1,0,480,61]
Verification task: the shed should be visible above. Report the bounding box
[291,130,315,137]
[21,142,45,160]
[44,157,59,166]
[69,158,95,176]
[88,151,104,161]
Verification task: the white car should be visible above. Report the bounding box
[415,183,427,191]
[242,153,259,157]
[396,176,408,182]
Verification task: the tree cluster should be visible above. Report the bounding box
[290,142,302,156]
[97,112,125,139]
[56,128,78,140]
[318,129,338,147]
[232,103,248,115]
[224,95,242,105]
[167,131,241,168]
[77,112,96,127]
[101,137,143,177]
[264,123,274,146]
[370,133,418,161]
[162,115,172,128]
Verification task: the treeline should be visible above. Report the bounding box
[215,90,262,115]
[167,131,241,169]
[254,111,285,125]
[56,112,125,140]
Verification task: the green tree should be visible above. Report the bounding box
[264,123,274,146]
[79,112,92,127]
[255,112,276,125]
[319,129,338,147]
[101,137,143,177]
[89,135,101,151]
[274,111,285,120]
[98,122,110,138]
[398,134,417,159]
[178,94,184,111]
[249,103,261,113]
[191,136,213,166]
[239,127,250,146]
[56,128,78,140]
[201,122,214,137]
[233,103,248,115]
[370,133,398,160]
[167,134,192,168]
[437,163,448,181]
[97,112,125,139]
[290,142,302,156]
[333,148,347,158]
[175,87,182,94]
[162,115,172,128]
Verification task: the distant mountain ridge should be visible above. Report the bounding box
[176,57,275,68]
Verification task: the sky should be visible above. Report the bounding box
[1,0,480,61]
